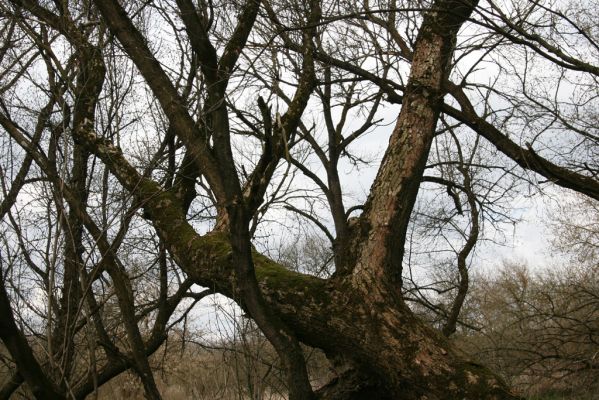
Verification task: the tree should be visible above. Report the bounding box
[550,192,599,264]
[461,261,599,398]
[0,0,597,399]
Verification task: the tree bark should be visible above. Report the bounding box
[58,148,518,399]
[68,0,522,398]
[0,270,65,399]
[0,0,542,397]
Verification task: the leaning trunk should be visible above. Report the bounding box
[256,1,521,397]
[65,0,522,398]
[252,263,518,399]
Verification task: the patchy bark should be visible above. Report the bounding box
[71,0,519,398]
[7,0,594,397]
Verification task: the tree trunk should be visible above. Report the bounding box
[68,0,521,398]
[249,261,518,400]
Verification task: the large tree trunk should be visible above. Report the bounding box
[255,264,517,399]
[72,0,520,398]
[4,0,596,397]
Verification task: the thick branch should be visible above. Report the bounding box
[353,0,479,289]
[92,0,226,203]
[0,267,65,399]
[443,83,599,201]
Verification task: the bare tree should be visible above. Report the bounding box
[0,0,597,399]
[463,261,599,398]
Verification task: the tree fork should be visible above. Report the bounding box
[63,0,522,396]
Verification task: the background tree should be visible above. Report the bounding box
[461,261,598,399]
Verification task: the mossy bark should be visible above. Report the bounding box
[60,0,522,398]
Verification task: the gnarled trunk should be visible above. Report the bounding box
[252,261,518,400]
[0,0,530,398]
[76,0,521,398]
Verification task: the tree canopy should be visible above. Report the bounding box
[0,0,597,398]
